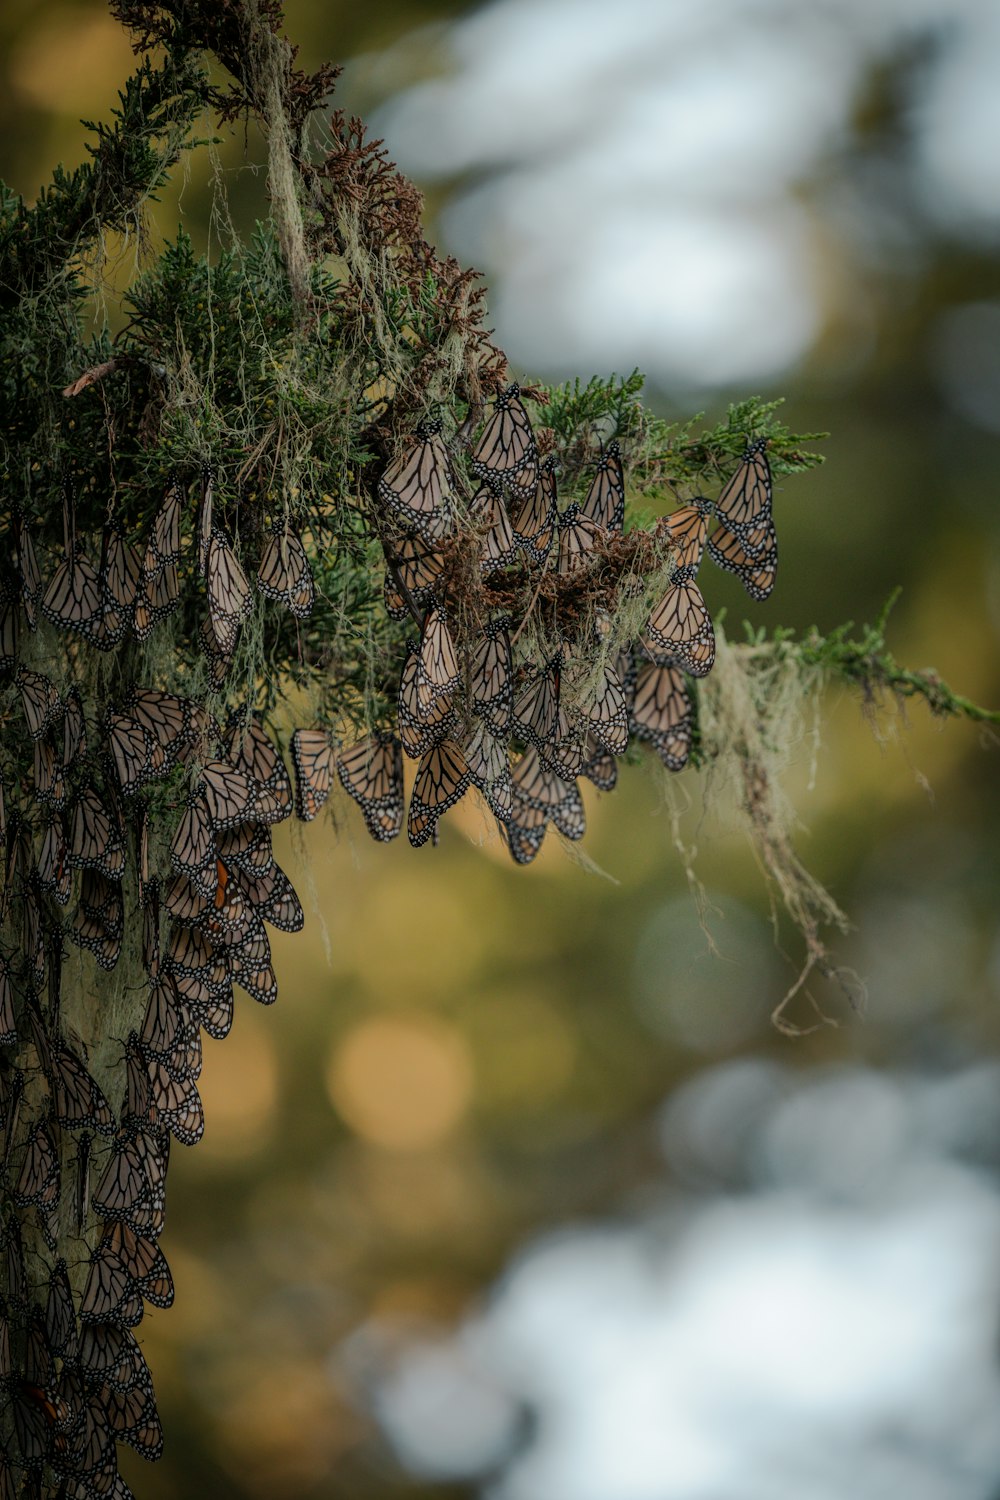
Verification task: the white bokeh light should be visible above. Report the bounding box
[370,0,1000,389]
[361,1064,1000,1500]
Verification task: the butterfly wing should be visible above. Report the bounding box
[337,734,404,843]
[556,503,602,576]
[408,739,471,847]
[645,571,715,678]
[290,728,335,821]
[707,514,777,600]
[378,420,456,540]
[510,457,556,565]
[630,661,692,771]
[471,384,538,499]
[715,440,772,555]
[580,441,625,534]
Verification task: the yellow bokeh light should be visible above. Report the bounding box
[469,991,577,1114]
[198,1010,280,1161]
[326,1015,474,1150]
[12,10,137,115]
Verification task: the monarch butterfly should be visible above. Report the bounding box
[94,1134,154,1228]
[17,667,61,741]
[79,1240,143,1327]
[580,440,625,535]
[78,1321,150,1394]
[471,485,519,573]
[581,734,618,792]
[556,503,602,576]
[141,865,160,977]
[164,870,210,927]
[121,1033,155,1127]
[471,383,538,500]
[30,1020,115,1136]
[206,527,253,652]
[74,1130,93,1234]
[13,1121,60,1210]
[417,604,461,712]
[169,791,215,888]
[14,509,42,631]
[68,786,126,879]
[228,917,279,1005]
[46,1355,88,1432]
[502,813,548,865]
[145,477,184,574]
[201,865,248,939]
[196,611,232,687]
[0,585,18,671]
[512,745,586,841]
[510,455,557,565]
[32,739,64,808]
[108,713,162,795]
[0,952,15,1046]
[378,419,457,541]
[133,559,179,641]
[3,1216,26,1313]
[63,686,86,765]
[408,738,471,848]
[471,619,513,737]
[225,715,293,814]
[71,869,124,969]
[291,727,334,822]
[338,734,404,843]
[24,872,47,989]
[715,439,772,556]
[657,496,712,574]
[10,1379,56,1466]
[104,1371,164,1459]
[235,860,304,933]
[630,661,692,771]
[644,570,716,678]
[201,759,287,828]
[40,544,102,639]
[383,533,445,622]
[465,719,514,822]
[143,1047,205,1146]
[139,973,193,1069]
[140,1026,202,1128]
[707,514,777,601]
[397,640,454,759]
[99,524,143,643]
[165,927,233,1038]
[191,463,213,577]
[37,814,71,906]
[45,1260,78,1362]
[512,654,562,749]
[103,1220,174,1308]
[215,818,272,865]
[1,1066,25,1168]
[538,702,586,781]
[579,660,629,755]
[257,517,315,618]
[126,687,186,750]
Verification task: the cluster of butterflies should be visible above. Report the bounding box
[0,390,776,1493]
[0,478,317,1498]
[292,385,778,862]
[2,472,314,684]
[0,677,309,1494]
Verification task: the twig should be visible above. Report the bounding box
[62,354,167,397]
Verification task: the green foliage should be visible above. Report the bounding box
[740,591,1000,727]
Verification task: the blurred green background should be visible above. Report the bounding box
[3,2,1000,1496]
